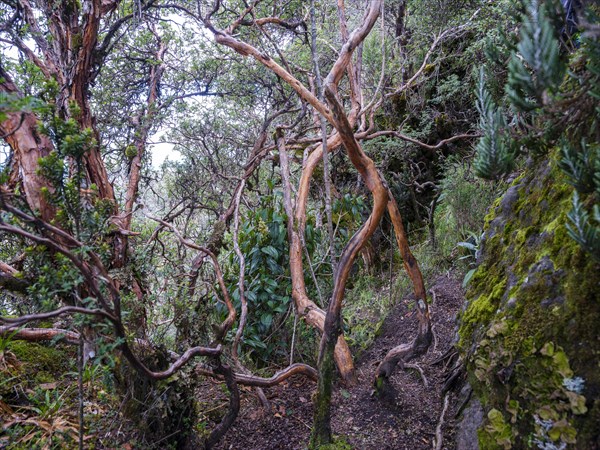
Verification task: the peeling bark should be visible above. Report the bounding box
[277,129,356,382]
[0,326,79,344]
[0,65,56,221]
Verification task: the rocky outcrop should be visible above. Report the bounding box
[457,153,600,449]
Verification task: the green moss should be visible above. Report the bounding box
[8,341,71,375]
[310,347,336,449]
[317,437,354,450]
[458,148,600,448]
[34,371,55,384]
[481,408,513,449]
[459,275,506,345]
[514,226,534,247]
[483,197,503,228]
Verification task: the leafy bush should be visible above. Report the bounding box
[224,192,294,363]
[436,159,498,253]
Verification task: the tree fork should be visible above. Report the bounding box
[310,81,389,447]
[276,128,356,384]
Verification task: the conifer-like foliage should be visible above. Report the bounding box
[474,69,514,179]
[474,0,599,259]
[567,191,600,261]
[506,0,565,111]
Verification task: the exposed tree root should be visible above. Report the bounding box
[373,297,432,400]
[205,363,240,450]
[442,354,465,394]
[405,363,429,388]
[196,362,318,387]
[434,393,450,450]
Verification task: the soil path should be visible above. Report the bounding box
[215,272,465,450]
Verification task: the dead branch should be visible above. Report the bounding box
[0,326,79,344]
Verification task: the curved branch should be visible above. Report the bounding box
[324,0,382,89]
[118,343,222,381]
[144,214,236,343]
[0,220,115,314]
[205,362,240,449]
[196,362,318,387]
[203,17,333,123]
[0,306,117,326]
[361,130,480,153]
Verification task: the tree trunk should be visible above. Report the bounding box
[0,65,56,221]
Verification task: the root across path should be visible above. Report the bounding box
[212,272,465,449]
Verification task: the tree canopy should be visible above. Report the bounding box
[1,0,598,448]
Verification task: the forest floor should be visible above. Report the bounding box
[213,271,465,450]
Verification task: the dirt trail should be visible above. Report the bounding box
[215,272,465,450]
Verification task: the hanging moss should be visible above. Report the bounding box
[458,151,600,448]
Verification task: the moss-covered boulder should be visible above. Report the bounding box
[457,153,600,449]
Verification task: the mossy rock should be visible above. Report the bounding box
[8,341,72,375]
[1,342,73,399]
[458,151,600,448]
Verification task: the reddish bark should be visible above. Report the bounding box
[122,40,167,232]
[0,326,79,344]
[0,65,56,221]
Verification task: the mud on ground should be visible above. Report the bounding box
[213,272,465,450]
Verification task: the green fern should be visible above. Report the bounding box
[474,69,514,180]
[506,0,565,111]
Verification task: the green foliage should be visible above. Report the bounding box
[36,112,111,241]
[225,192,293,362]
[436,158,499,254]
[331,193,366,241]
[457,231,482,288]
[559,140,600,194]
[474,0,599,259]
[342,275,387,356]
[28,387,67,419]
[506,0,565,111]
[474,69,515,180]
[566,192,600,261]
